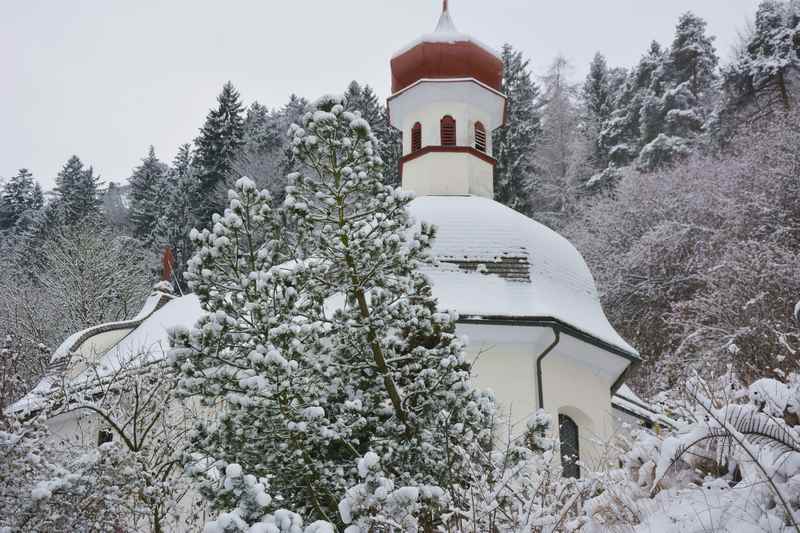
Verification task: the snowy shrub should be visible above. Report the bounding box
[568,109,800,395]
[586,370,800,532]
[0,416,145,532]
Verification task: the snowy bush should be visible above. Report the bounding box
[0,416,144,532]
[568,109,800,395]
[586,370,800,532]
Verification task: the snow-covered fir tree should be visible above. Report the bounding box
[599,41,666,167]
[172,94,498,530]
[129,145,170,245]
[492,43,542,216]
[0,168,43,231]
[195,81,245,223]
[102,182,132,233]
[583,53,614,129]
[580,53,620,188]
[635,12,719,171]
[234,101,290,202]
[53,155,102,224]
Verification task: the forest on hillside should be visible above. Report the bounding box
[1,2,799,530]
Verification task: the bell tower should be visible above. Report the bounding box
[388,1,506,198]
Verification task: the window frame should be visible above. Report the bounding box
[440,115,457,147]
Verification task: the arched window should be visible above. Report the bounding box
[440,115,456,147]
[411,122,422,152]
[474,121,487,152]
[559,414,580,478]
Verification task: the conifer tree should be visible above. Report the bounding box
[276,94,310,179]
[0,169,43,231]
[235,102,288,201]
[668,12,719,98]
[129,146,169,245]
[599,41,666,166]
[154,144,198,287]
[584,53,614,126]
[172,94,496,529]
[195,81,245,222]
[493,44,542,216]
[582,53,615,171]
[53,155,102,224]
[638,12,718,171]
[102,182,131,232]
[721,0,799,124]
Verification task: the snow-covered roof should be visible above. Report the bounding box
[407,196,637,356]
[392,6,500,60]
[6,290,178,415]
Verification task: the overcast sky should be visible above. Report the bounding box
[1,0,759,189]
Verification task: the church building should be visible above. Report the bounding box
[9,2,661,477]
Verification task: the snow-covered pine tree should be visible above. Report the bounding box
[102,182,131,233]
[668,12,719,100]
[173,94,497,530]
[195,81,245,223]
[581,53,617,183]
[493,44,542,216]
[53,155,102,225]
[234,101,289,202]
[638,13,718,171]
[276,94,311,180]
[129,145,170,245]
[0,168,43,231]
[584,53,614,128]
[599,41,666,167]
[345,81,402,187]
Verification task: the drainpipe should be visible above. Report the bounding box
[535,327,561,410]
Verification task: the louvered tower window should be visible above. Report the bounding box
[474,121,487,152]
[559,414,580,479]
[440,115,456,146]
[411,122,422,152]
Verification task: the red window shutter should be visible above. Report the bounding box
[440,115,456,147]
[474,122,487,152]
[411,122,422,152]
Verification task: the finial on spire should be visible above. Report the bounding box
[435,0,457,33]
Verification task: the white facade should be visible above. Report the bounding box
[388,79,505,198]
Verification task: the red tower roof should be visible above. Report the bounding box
[390,2,503,94]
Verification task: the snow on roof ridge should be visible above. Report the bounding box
[6,291,176,416]
[435,5,458,34]
[391,6,500,60]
